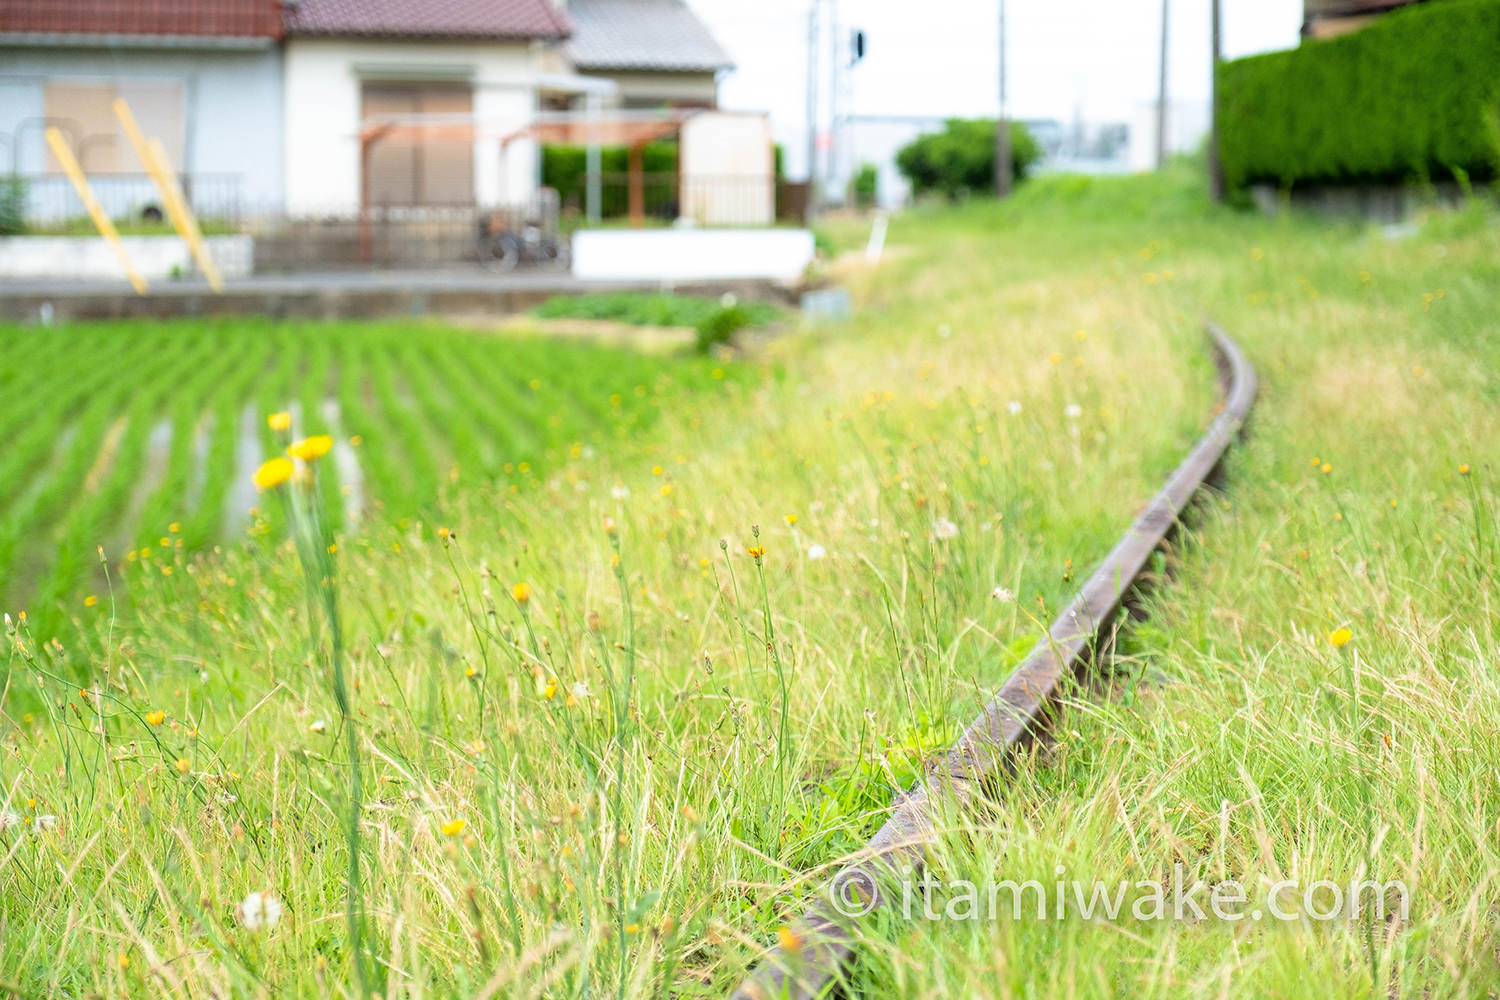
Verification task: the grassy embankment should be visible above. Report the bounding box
[3,166,1496,998]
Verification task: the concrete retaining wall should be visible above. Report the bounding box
[571,228,814,282]
[0,235,253,281]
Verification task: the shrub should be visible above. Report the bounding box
[895,119,1040,199]
[694,303,752,354]
[1218,0,1500,191]
[851,162,879,208]
[0,176,25,236]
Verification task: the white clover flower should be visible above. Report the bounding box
[236,891,283,931]
[807,544,827,561]
[1007,400,1023,416]
[1064,403,1083,419]
[991,586,1015,603]
[933,518,960,540]
[611,484,630,500]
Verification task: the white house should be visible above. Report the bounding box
[0,0,286,218]
[1,0,735,222]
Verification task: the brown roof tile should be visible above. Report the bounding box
[0,0,283,38]
[284,0,570,41]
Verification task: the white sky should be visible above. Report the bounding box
[690,0,1304,177]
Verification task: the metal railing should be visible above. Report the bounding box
[568,172,783,227]
[6,172,243,230]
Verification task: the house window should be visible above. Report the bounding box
[43,80,184,174]
[361,81,474,207]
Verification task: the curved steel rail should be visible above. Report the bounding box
[731,322,1258,1000]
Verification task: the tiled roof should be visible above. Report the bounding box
[0,0,282,38]
[565,0,731,72]
[284,0,570,40]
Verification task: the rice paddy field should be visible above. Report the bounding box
[2,166,1497,998]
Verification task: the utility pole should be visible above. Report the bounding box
[1208,0,1225,200]
[805,0,820,203]
[826,0,839,202]
[995,0,1011,196]
[1156,0,1170,169]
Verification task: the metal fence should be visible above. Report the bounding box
[567,173,789,227]
[251,191,563,272]
[8,173,243,229]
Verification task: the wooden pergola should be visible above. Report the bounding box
[356,108,696,254]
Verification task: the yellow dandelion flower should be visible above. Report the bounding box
[440,818,467,837]
[84,595,98,608]
[747,545,767,560]
[350,434,363,447]
[543,677,559,700]
[777,925,803,954]
[1459,463,1471,476]
[785,514,798,525]
[175,758,192,774]
[1320,463,1332,475]
[267,411,292,433]
[145,710,165,726]
[1329,627,1353,648]
[168,522,180,533]
[253,457,294,490]
[288,435,333,462]
[512,582,531,604]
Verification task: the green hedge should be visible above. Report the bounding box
[894,119,1041,199]
[1218,0,1500,191]
[541,143,679,215]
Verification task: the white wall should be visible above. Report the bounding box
[0,45,284,211]
[0,234,253,280]
[571,228,813,282]
[679,111,773,225]
[283,38,539,216]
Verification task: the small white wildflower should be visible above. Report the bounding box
[235,891,283,931]
[31,814,58,833]
[309,719,327,733]
[1007,400,1022,416]
[933,518,960,541]
[611,484,630,500]
[807,544,827,560]
[1064,403,1082,419]
[0,810,22,831]
[991,586,1015,603]
[720,292,739,308]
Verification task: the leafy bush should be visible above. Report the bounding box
[694,303,753,354]
[895,119,1040,199]
[1218,0,1500,191]
[0,176,26,236]
[541,144,680,216]
[850,162,879,208]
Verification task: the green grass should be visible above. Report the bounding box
[532,291,782,329]
[2,165,1497,998]
[0,319,746,640]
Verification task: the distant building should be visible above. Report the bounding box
[1303,0,1430,38]
[0,0,733,217]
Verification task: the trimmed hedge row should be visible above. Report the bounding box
[540,143,680,214]
[1218,0,1500,191]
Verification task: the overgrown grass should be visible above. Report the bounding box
[2,165,1495,997]
[532,291,782,330]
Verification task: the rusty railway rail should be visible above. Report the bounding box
[731,322,1258,1000]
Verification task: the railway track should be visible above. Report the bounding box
[731,322,1258,1000]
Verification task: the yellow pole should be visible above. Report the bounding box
[112,98,223,292]
[44,127,148,295]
